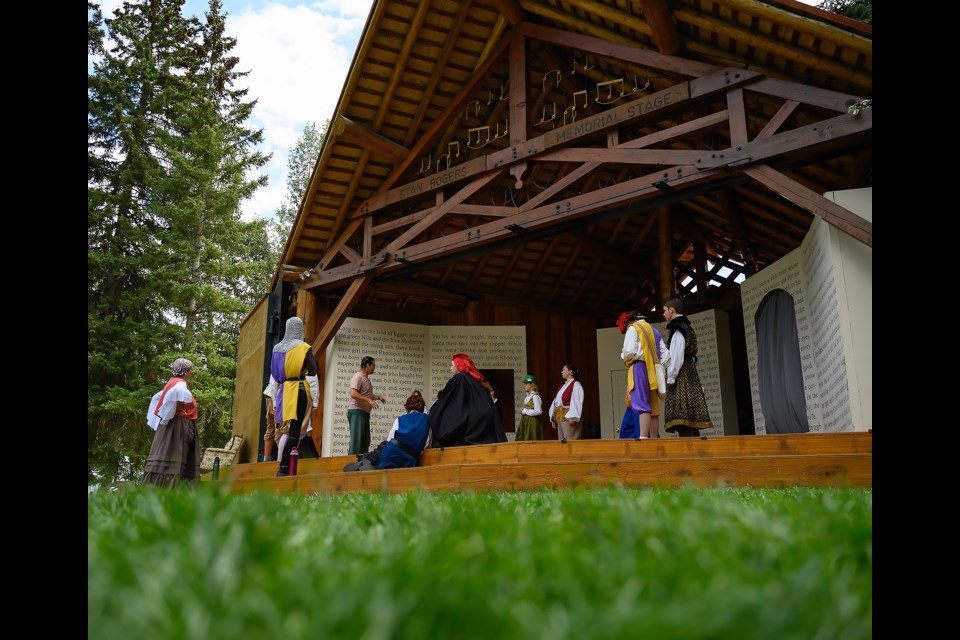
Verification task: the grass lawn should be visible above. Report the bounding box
[88,485,871,639]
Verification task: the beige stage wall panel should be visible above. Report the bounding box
[321,318,526,457]
[740,188,871,434]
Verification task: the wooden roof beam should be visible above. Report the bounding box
[491,0,524,25]
[717,189,760,275]
[508,27,529,189]
[741,163,871,246]
[492,246,526,296]
[756,99,800,140]
[304,97,870,290]
[368,280,471,304]
[466,253,494,290]
[530,236,562,288]
[673,7,871,88]
[658,205,673,302]
[557,230,636,272]
[520,109,730,214]
[720,0,872,54]
[521,21,717,78]
[333,116,409,163]
[639,0,681,55]
[309,275,371,358]
[629,212,658,255]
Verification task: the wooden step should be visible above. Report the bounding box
[210,432,872,482]
[214,453,872,496]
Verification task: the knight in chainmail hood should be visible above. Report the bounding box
[268,317,320,476]
[273,317,305,353]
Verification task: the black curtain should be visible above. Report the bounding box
[755,289,809,434]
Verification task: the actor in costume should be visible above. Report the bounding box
[428,353,507,447]
[141,358,200,487]
[662,298,713,437]
[618,310,670,439]
[269,317,320,476]
[514,374,543,441]
[548,363,584,441]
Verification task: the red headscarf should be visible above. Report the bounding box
[452,353,485,382]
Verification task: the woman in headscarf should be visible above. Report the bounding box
[428,353,507,447]
[141,358,200,487]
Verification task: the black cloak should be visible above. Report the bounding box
[428,372,507,447]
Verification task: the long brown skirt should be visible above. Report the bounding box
[140,416,200,488]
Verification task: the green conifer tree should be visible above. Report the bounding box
[88,0,199,483]
[150,0,272,447]
[88,0,272,482]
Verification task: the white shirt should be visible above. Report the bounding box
[152,380,193,428]
[521,391,542,416]
[550,380,583,422]
[620,323,670,366]
[146,391,163,431]
[666,331,686,385]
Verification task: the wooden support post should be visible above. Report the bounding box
[296,288,325,454]
[658,205,673,307]
[694,241,708,304]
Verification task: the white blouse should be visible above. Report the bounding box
[521,391,542,416]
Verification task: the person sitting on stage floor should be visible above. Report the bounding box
[344,390,431,471]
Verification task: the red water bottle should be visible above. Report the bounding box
[290,447,299,476]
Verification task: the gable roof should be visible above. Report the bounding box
[274,0,871,319]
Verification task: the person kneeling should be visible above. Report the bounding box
[344,390,430,471]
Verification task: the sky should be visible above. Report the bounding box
[92,0,376,222]
[91,0,822,223]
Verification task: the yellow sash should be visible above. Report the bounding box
[280,343,313,420]
[624,320,659,405]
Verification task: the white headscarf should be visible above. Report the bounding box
[170,358,194,376]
